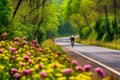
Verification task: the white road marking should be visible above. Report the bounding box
[64,46,120,76]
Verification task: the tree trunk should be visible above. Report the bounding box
[13,0,23,18]
[113,0,117,40]
[33,0,46,39]
[113,0,118,48]
[81,7,92,34]
[113,0,117,25]
[104,5,108,21]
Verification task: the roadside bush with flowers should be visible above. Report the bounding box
[0,33,112,80]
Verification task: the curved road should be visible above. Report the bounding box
[55,37,120,75]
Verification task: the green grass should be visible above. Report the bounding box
[76,38,120,50]
[42,39,66,55]
[55,45,66,55]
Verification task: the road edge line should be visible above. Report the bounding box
[64,46,120,76]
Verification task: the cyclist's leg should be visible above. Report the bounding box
[71,41,74,47]
[72,41,74,47]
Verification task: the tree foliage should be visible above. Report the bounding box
[62,0,120,41]
[0,0,120,42]
[0,0,11,34]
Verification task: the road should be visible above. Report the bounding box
[55,37,120,75]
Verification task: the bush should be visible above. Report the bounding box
[81,27,90,39]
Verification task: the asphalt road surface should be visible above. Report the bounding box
[55,37,120,74]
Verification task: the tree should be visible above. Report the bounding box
[62,0,98,34]
[10,0,60,41]
[0,0,11,34]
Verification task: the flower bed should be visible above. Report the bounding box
[0,33,110,80]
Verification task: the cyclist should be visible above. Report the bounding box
[70,35,75,47]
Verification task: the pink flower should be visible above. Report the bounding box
[71,60,78,66]
[11,68,18,74]
[21,69,31,75]
[14,51,18,54]
[22,41,28,45]
[14,41,20,45]
[13,73,20,79]
[28,60,32,65]
[24,55,29,62]
[38,64,42,69]
[35,44,40,48]
[57,51,62,56]
[39,48,43,52]
[35,60,39,63]
[14,37,20,42]
[27,52,31,56]
[32,40,38,44]
[53,64,57,69]
[2,33,7,37]
[83,64,91,72]
[62,68,73,75]
[9,47,16,53]
[10,56,15,60]
[40,71,47,78]
[31,43,35,48]
[29,69,33,73]
[75,66,82,72]
[20,63,25,67]
[0,49,3,53]
[95,67,105,78]
[22,37,27,41]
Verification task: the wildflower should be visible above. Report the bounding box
[75,66,82,72]
[11,68,18,74]
[38,64,42,69]
[28,60,32,65]
[13,73,20,79]
[0,49,3,53]
[14,41,20,45]
[57,51,62,56]
[32,40,38,44]
[71,60,78,66]
[20,62,25,67]
[2,33,7,37]
[31,43,35,48]
[95,67,105,78]
[21,69,31,75]
[15,51,18,54]
[9,47,16,53]
[22,41,28,45]
[10,56,15,60]
[83,64,91,72]
[39,48,43,52]
[62,68,73,75]
[40,71,47,78]
[36,44,40,48]
[22,37,27,41]
[14,37,20,42]
[24,55,29,62]
[35,60,39,63]
[27,52,31,56]
[53,63,57,69]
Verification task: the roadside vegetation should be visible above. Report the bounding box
[0,33,114,80]
[62,0,120,50]
[42,39,66,55]
[76,38,120,50]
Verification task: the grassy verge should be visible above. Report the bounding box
[42,39,66,55]
[55,45,66,55]
[76,38,120,50]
